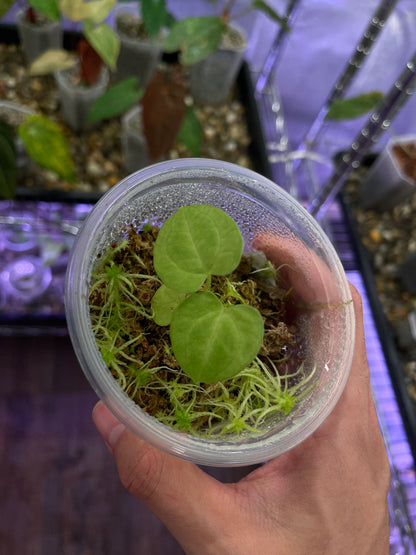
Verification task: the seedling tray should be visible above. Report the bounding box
[0,24,272,204]
[0,24,273,330]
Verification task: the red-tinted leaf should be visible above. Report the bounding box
[141,64,186,163]
[26,7,36,23]
[77,39,103,86]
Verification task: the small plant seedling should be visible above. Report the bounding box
[163,0,288,65]
[27,0,120,84]
[89,209,317,438]
[152,205,264,383]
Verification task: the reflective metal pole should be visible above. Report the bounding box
[297,0,400,153]
[308,51,416,220]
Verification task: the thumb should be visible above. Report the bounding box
[92,401,230,547]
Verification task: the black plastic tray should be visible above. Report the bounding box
[1,24,272,203]
[340,190,416,464]
[0,24,273,330]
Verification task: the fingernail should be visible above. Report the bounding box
[92,401,126,449]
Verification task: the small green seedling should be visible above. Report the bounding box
[89,211,317,437]
[151,204,264,383]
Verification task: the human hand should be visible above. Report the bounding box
[92,284,390,555]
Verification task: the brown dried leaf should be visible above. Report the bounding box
[141,64,186,163]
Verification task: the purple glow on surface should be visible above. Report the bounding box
[0,256,52,301]
[347,270,416,551]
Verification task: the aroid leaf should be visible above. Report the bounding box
[141,65,186,162]
[29,49,76,76]
[60,0,116,23]
[140,0,173,37]
[18,115,76,182]
[170,291,264,383]
[83,20,120,71]
[88,77,143,123]
[27,0,60,20]
[77,38,103,85]
[153,204,244,293]
[326,92,384,121]
[163,17,225,65]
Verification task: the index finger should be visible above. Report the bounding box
[253,234,347,306]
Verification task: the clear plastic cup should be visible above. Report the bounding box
[65,158,354,466]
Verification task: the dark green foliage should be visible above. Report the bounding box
[88,77,143,123]
[326,92,384,121]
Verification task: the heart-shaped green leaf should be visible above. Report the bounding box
[153,204,244,293]
[163,17,225,65]
[151,284,186,326]
[170,291,264,383]
[88,77,143,123]
[18,115,76,182]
